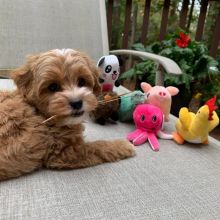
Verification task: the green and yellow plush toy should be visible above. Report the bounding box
[118,90,144,122]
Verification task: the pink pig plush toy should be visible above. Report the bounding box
[141,82,179,122]
[127,104,173,151]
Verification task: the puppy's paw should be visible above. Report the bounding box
[92,139,135,163]
[114,139,136,158]
[102,139,135,162]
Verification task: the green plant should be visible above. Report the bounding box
[198,75,220,116]
[119,31,220,114]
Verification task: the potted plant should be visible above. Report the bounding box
[119,31,220,116]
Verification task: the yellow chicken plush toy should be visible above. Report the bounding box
[173,96,219,144]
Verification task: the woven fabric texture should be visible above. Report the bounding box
[0,116,220,219]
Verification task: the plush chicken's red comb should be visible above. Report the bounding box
[205,96,218,120]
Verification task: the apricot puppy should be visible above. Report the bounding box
[0,49,135,181]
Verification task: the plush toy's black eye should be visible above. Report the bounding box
[141,115,145,121]
[152,115,157,122]
[105,65,112,73]
[78,78,86,87]
[48,83,61,92]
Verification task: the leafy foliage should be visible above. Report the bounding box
[119,32,220,114]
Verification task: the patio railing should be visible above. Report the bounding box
[107,0,220,57]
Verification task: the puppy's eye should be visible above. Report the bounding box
[78,78,86,87]
[48,83,61,92]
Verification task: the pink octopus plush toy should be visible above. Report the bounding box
[141,82,179,122]
[127,104,172,151]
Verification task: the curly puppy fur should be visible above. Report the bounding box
[0,49,135,181]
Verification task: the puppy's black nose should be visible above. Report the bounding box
[70,100,83,110]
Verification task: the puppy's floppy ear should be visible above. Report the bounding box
[11,55,39,95]
[91,65,101,94]
[84,54,101,94]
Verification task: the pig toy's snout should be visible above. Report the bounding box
[159,92,166,96]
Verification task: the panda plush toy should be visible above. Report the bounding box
[97,55,120,92]
[89,55,121,125]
